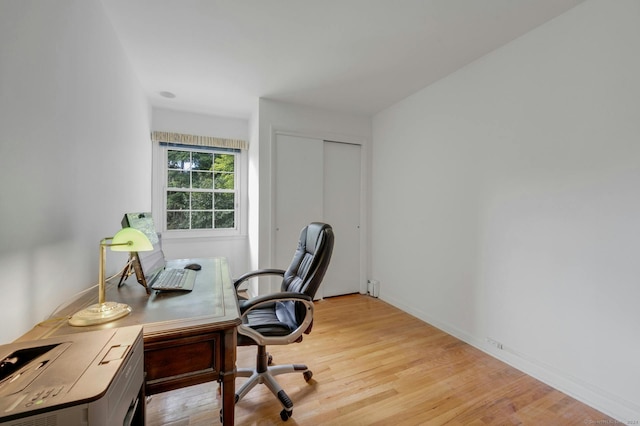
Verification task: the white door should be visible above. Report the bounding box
[274,134,324,281]
[274,134,361,297]
[322,141,361,297]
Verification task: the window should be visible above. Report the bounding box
[163,146,239,231]
[151,131,247,237]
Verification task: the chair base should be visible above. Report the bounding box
[235,345,313,420]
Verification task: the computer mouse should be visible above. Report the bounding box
[184,263,201,271]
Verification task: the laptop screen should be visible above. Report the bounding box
[137,240,165,283]
[121,213,166,287]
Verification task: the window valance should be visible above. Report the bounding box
[151,131,247,150]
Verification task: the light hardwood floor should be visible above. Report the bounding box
[146,294,616,425]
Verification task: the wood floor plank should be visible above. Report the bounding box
[146,294,617,425]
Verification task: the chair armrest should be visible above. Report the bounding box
[238,292,314,346]
[233,268,285,289]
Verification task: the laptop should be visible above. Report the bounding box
[121,213,197,292]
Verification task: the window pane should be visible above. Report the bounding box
[214,192,234,210]
[168,170,190,188]
[192,171,213,189]
[167,191,189,210]
[215,211,234,229]
[192,211,213,229]
[168,150,191,169]
[192,192,213,210]
[214,154,234,172]
[214,172,234,190]
[167,211,190,230]
[192,152,213,171]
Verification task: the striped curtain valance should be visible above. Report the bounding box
[151,131,247,150]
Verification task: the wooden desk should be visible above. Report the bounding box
[19,257,241,425]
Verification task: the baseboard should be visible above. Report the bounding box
[380,294,640,423]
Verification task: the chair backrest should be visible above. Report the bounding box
[281,222,334,299]
[276,223,334,332]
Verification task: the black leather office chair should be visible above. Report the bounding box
[233,222,334,421]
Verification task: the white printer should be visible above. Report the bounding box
[0,326,144,426]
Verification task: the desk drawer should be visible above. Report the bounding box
[144,333,221,394]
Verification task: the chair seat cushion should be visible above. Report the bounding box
[243,306,292,336]
[238,300,304,347]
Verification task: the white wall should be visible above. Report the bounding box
[152,108,248,141]
[247,103,261,276]
[150,108,250,276]
[0,0,151,343]
[372,0,640,421]
[255,98,371,294]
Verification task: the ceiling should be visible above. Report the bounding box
[101,0,584,119]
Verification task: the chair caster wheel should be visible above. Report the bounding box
[280,409,292,421]
[303,370,313,382]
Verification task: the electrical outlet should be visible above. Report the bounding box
[486,338,503,350]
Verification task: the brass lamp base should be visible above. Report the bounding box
[68,301,132,326]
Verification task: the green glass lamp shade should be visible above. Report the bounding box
[110,227,153,252]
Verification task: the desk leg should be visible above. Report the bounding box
[220,327,237,425]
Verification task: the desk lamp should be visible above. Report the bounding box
[69,227,153,326]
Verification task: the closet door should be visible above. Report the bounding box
[274,134,361,297]
[322,141,361,297]
[274,134,324,277]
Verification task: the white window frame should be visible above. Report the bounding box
[152,142,245,239]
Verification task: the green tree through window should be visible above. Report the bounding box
[166,148,236,230]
